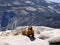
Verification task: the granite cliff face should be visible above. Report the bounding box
[0,0,60,30]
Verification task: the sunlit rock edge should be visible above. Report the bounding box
[0,26,60,45]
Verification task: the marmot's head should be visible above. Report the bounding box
[28,26,33,30]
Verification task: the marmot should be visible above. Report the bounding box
[22,27,34,37]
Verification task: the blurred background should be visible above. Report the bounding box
[0,0,60,30]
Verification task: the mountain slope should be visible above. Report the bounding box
[0,0,60,30]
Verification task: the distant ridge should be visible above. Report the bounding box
[0,0,60,30]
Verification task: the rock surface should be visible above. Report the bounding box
[0,26,60,45]
[0,35,49,45]
[0,26,50,45]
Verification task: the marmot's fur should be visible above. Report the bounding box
[22,27,34,37]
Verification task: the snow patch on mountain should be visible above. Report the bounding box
[20,10,29,15]
[25,1,35,5]
[38,7,46,12]
[25,7,37,11]
[12,0,21,5]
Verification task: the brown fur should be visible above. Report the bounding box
[22,27,34,37]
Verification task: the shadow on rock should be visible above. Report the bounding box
[28,36,36,41]
[50,42,60,45]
